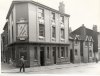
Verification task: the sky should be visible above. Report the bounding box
[0,0,100,35]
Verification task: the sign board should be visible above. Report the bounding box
[17,18,28,40]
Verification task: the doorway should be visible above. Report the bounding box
[40,47,45,66]
[70,49,74,63]
[52,47,56,64]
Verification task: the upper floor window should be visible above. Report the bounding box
[61,28,65,39]
[39,24,45,37]
[51,12,55,20]
[38,8,44,18]
[89,42,92,46]
[11,11,13,22]
[60,16,64,23]
[12,26,13,41]
[75,40,78,45]
[52,26,56,38]
[85,41,88,46]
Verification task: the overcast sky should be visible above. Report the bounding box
[0,0,100,34]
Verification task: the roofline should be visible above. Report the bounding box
[6,0,70,19]
[3,21,8,30]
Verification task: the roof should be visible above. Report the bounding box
[69,33,82,41]
[6,0,70,19]
[70,25,94,41]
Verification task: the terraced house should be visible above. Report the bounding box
[69,25,99,63]
[1,0,70,67]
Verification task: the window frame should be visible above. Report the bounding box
[75,49,78,55]
[47,47,50,59]
[58,47,60,58]
[39,24,45,37]
[34,47,38,60]
[61,47,65,58]
[61,28,65,39]
[51,12,55,20]
[38,8,44,18]
[52,26,56,38]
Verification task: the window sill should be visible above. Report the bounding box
[89,46,92,47]
[85,46,88,48]
[61,57,64,58]
[34,60,38,62]
[61,39,65,42]
[52,38,56,41]
[60,24,64,28]
[39,36,44,39]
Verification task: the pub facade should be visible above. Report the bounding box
[2,0,70,67]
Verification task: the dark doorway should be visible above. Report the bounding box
[70,49,74,63]
[80,42,84,62]
[53,47,56,64]
[40,47,45,66]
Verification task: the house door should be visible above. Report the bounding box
[40,47,45,66]
[70,49,74,63]
[52,47,56,64]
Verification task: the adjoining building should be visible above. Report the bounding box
[1,22,8,63]
[1,0,70,67]
[69,34,81,63]
[70,24,95,63]
[98,32,100,61]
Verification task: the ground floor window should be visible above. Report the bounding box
[47,47,50,59]
[89,50,92,57]
[75,49,78,55]
[61,47,65,57]
[66,47,68,57]
[12,46,15,60]
[34,47,38,60]
[58,47,60,58]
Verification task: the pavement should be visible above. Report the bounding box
[1,62,99,74]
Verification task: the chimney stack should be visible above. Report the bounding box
[93,25,97,32]
[59,1,65,13]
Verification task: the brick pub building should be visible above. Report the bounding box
[1,0,70,67]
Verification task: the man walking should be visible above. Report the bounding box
[19,56,25,72]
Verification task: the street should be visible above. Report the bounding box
[1,62,100,75]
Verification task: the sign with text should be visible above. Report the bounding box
[17,23,28,40]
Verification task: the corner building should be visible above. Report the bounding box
[6,0,70,67]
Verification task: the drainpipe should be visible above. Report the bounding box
[88,41,89,63]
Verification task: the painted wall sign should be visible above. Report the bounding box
[17,18,28,40]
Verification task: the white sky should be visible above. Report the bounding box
[0,0,100,34]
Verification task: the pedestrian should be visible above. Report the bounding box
[3,58,6,63]
[19,56,25,72]
[9,58,13,65]
[96,58,98,63]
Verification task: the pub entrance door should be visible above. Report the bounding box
[52,47,56,64]
[70,49,74,63]
[40,47,45,66]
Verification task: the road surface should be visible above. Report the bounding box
[1,62,100,75]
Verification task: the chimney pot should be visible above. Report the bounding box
[59,1,65,13]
